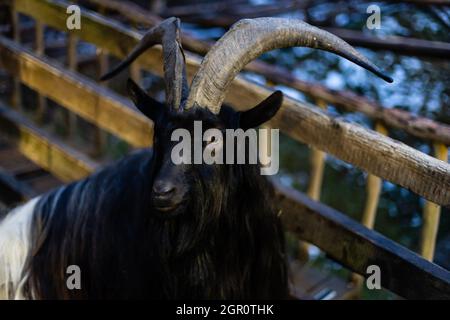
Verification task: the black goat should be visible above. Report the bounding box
[0,17,390,299]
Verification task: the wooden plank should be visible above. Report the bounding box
[34,19,47,123]
[12,0,450,206]
[14,0,164,73]
[34,20,45,56]
[161,2,311,30]
[0,146,41,175]
[0,36,152,148]
[0,101,99,182]
[273,179,450,300]
[361,123,388,229]
[289,260,359,300]
[67,33,77,71]
[324,27,450,59]
[10,1,21,111]
[420,143,448,260]
[352,123,389,294]
[362,173,383,229]
[228,77,450,207]
[307,99,327,201]
[289,260,331,299]
[66,32,78,137]
[163,7,450,59]
[85,0,212,55]
[0,144,63,195]
[92,47,109,156]
[301,99,327,261]
[245,61,450,145]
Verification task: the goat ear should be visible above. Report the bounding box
[127,79,165,121]
[238,90,283,130]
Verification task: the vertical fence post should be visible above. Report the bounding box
[296,99,328,262]
[351,121,388,297]
[93,47,109,157]
[34,20,47,123]
[10,2,21,111]
[66,32,78,137]
[361,122,387,229]
[307,99,327,200]
[420,142,448,261]
[67,33,78,72]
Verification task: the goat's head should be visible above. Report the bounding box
[101,17,392,217]
[125,78,282,217]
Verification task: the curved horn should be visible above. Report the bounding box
[101,17,188,110]
[186,18,393,114]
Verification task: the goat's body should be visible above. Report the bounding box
[0,149,287,299]
[0,197,39,299]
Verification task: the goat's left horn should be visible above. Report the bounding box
[185,17,393,114]
[101,17,188,110]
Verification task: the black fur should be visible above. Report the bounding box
[0,205,9,222]
[22,89,287,299]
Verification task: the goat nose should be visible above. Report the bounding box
[152,181,175,198]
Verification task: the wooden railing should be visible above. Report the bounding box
[0,0,449,299]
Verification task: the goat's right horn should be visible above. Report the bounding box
[185,17,393,114]
[101,17,188,111]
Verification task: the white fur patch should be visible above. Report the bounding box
[0,197,40,300]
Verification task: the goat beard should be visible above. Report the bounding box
[156,173,228,258]
[153,163,286,299]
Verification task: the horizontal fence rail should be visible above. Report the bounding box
[274,180,450,300]
[0,36,152,148]
[9,0,450,206]
[0,102,99,181]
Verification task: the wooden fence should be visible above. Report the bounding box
[0,0,449,299]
